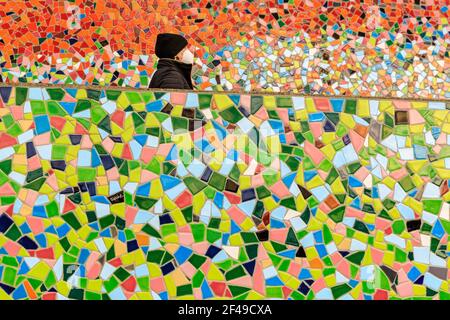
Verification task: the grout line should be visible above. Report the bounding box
[0,82,448,103]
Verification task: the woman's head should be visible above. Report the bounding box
[155,33,194,64]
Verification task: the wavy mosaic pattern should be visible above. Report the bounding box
[0,1,448,98]
[0,86,448,300]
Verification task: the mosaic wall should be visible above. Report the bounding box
[0,86,448,300]
[0,1,448,98]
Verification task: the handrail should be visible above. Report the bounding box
[0,82,448,103]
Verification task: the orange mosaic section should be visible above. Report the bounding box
[0,1,448,97]
[0,0,446,64]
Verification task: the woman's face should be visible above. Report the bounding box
[175,45,195,64]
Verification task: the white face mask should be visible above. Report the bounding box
[180,48,194,64]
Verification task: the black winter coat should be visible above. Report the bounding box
[149,58,194,90]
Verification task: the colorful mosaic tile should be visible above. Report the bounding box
[0,1,448,98]
[0,86,448,300]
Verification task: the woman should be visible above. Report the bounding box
[149,33,195,90]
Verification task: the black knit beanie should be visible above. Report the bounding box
[155,33,188,59]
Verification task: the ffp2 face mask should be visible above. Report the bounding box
[180,48,194,64]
